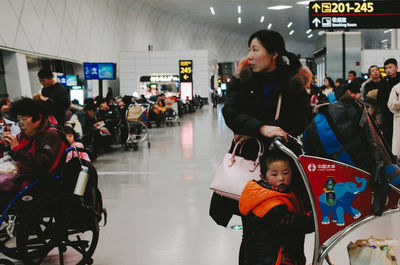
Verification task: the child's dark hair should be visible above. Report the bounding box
[63,125,76,136]
[260,149,291,179]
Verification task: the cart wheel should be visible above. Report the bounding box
[148,142,151,148]
[133,143,138,151]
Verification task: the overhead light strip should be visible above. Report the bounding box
[296,1,310,5]
[260,16,265,23]
[210,7,215,15]
[238,17,241,24]
[289,30,294,35]
[308,34,313,38]
[267,5,293,10]
[287,22,293,28]
[306,29,312,34]
[238,5,241,14]
[268,23,272,29]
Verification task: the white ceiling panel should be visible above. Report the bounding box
[14,26,33,51]
[9,0,25,18]
[0,0,20,47]
[20,0,43,51]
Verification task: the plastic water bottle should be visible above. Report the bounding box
[74,166,89,196]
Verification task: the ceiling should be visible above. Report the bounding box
[134,0,391,50]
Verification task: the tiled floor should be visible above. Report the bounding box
[2,105,400,265]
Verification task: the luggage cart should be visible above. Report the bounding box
[125,104,151,151]
[271,137,400,265]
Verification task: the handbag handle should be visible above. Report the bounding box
[230,138,263,172]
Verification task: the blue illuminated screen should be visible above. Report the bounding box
[84,62,116,80]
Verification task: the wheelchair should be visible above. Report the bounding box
[0,147,106,265]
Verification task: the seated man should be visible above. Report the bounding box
[1,97,68,190]
[95,99,119,151]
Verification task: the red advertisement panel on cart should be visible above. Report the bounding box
[299,155,399,245]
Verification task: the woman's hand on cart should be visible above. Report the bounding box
[259,125,288,142]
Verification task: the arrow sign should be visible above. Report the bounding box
[312,18,321,27]
[183,74,189,80]
[312,3,321,12]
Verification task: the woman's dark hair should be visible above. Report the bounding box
[259,149,291,179]
[10,97,48,122]
[325,77,335,89]
[248,30,301,71]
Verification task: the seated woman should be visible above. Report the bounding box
[1,97,68,190]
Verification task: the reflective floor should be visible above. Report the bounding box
[2,105,400,264]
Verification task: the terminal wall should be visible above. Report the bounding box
[361,49,400,73]
[119,50,212,97]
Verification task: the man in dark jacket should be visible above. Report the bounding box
[377,58,400,146]
[38,69,71,125]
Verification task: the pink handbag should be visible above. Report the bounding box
[209,138,263,200]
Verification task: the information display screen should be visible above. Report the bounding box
[84,62,116,80]
[57,75,78,87]
[309,1,400,29]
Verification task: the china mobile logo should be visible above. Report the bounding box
[308,163,316,172]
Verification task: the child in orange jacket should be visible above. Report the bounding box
[239,150,314,265]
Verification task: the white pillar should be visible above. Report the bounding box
[391,29,400,49]
[2,51,32,100]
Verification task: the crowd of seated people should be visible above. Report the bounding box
[0,91,208,169]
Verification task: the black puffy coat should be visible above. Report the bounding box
[222,65,311,142]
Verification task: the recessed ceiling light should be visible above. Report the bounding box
[306,29,312,34]
[287,22,293,28]
[308,34,313,38]
[268,23,272,29]
[238,5,241,14]
[296,1,310,5]
[260,16,265,23]
[238,17,241,24]
[289,30,294,35]
[267,5,293,10]
[210,7,215,15]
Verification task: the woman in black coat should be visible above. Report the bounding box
[222,30,310,143]
[218,30,312,265]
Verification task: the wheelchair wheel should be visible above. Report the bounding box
[17,193,99,265]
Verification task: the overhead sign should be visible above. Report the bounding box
[179,60,193,82]
[309,1,400,29]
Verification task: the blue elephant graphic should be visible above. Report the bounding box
[318,176,367,226]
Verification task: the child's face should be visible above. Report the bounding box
[265,160,292,188]
[66,133,74,145]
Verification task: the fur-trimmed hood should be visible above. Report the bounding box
[233,59,308,96]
